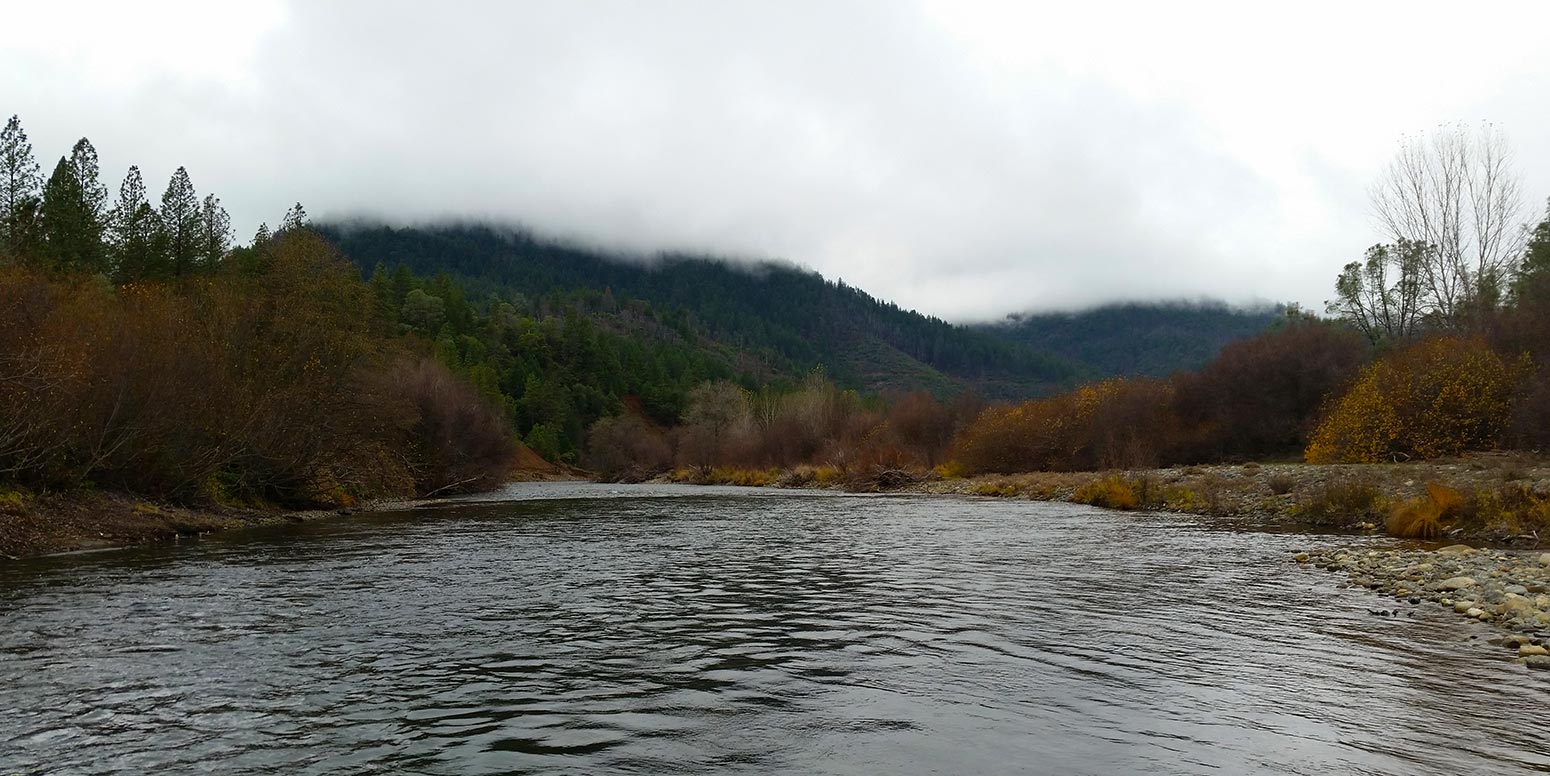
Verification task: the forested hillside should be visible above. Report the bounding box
[322,223,1080,399]
[983,302,1282,378]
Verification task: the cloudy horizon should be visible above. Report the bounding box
[6,1,1549,321]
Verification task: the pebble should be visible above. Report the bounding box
[1298,544,1550,663]
[1526,655,1550,670]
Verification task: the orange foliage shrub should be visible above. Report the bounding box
[952,378,1177,474]
[1305,337,1522,463]
[0,233,516,503]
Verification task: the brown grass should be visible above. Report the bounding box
[1266,473,1297,495]
[1297,476,1386,526]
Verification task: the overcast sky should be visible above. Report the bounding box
[5,1,1549,321]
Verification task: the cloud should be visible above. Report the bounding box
[4,0,1549,320]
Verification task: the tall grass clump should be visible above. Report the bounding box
[1386,483,1462,539]
[1072,476,1141,510]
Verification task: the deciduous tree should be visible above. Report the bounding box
[1370,123,1526,327]
[1326,241,1426,343]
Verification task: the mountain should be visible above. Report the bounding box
[320,222,1080,399]
[980,301,1282,379]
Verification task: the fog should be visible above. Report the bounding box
[5,1,1549,320]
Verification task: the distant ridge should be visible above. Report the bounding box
[980,301,1282,379]
[321,222,1080,399]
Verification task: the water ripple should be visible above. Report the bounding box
[2,482,1548,775]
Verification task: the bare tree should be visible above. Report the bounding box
[1371,122,1526,327]
[678,380,749,468]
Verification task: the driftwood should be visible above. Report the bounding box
[421,475,485,499]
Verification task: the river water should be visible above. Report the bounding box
[2,483,1547,775]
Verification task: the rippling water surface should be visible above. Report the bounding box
[3,483,1548,775]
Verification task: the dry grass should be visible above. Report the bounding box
[1387,498,1444,538]
[971,478,1024,497]
[1073,476,1140,510]
[707,467,782,487]
[1296,476,1386,526]
[934,460,968,480]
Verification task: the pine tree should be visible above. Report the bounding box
[279,202,308,232]
[159,166,200,276]
[253,222,272,246]
[41,156,103,271]
[197,193,231,266]
[0,115,43,253]
[68,138,108,223]
[108,165,165,281]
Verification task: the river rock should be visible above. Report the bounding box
[1438,544,1476,555]
[1526,655,1550,671]
[1520,644,1550,657]
[1466,607,1487,619]
[1540,553,1550,567]
[1505,584,1529,596]
[1436,576,1478,591]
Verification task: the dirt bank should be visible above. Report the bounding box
[0,469,580,560]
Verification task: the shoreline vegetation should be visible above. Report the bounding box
[0,469,581,560]
[4,119,1550,660]
[8,455,1546,560]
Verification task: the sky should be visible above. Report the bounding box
[5,1,1549,322]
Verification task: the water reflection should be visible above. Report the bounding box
[2,482,1547,775]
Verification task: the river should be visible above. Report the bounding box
[2,483,1547,775]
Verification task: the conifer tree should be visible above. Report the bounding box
[159,166,200,275]
[68,138,108,223]
[41,156,104,271]
[109,165,165,280]
[252,221,272,246]
[280,202,308,232]
[197,193,231,266]
[0,115,42,252]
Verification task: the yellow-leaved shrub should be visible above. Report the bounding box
[1305,337,1522,463]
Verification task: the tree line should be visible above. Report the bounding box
[0,115,514,505]
[584,123,1550,480]
[5,113,1547,508]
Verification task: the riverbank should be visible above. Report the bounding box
[0,468,584,559]
[0,490,418,559]
[662,456,1550,545]
[1295,545,1550,669]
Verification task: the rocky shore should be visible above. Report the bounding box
[902,457,1550,545]
[1296,544,1550,669]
